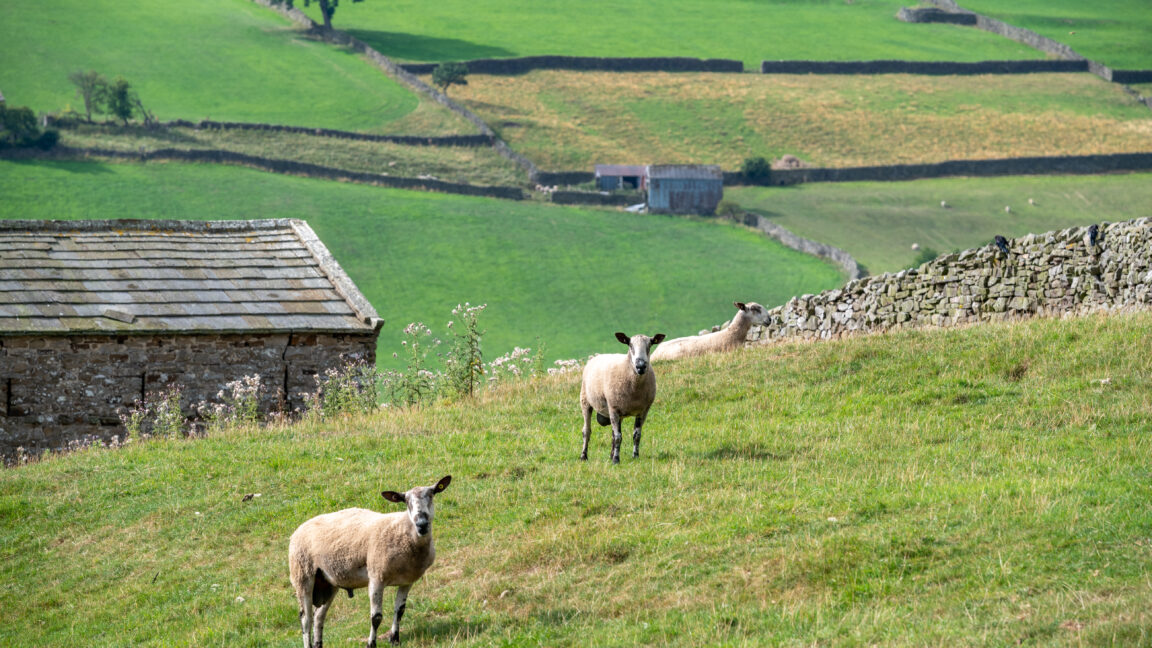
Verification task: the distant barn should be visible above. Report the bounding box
[594,164,648,192]
[646,165,724,215]
[0,218,382,457]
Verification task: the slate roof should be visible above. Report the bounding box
[0,219,382,335]
[594,164,648,177]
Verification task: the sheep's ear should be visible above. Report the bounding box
[615,332,630,345]
[381,491,406,504]
[434,475,452,493]
[651,333,666,345]
[735,302,747,311]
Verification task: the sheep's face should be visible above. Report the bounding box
[382,475,452,537]
[615,332,666,376]
[736,301,771,327]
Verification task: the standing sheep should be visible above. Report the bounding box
[580,332,665,463]
[651,302,770,361]
[288,475,452,648]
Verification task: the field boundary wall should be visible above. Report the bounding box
[0,146,525,200]
[760,59,1086,75]
[165,120,494,147]
[400,56,744,76]
[736,217,1151,346]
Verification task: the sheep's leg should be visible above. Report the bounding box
[367,579,385,647]
[632,411,646,458]
[580,403,593,460]
[314,596,333,648]
[297,597,313,648]
[609,411,622,464]
[388,585,411,645]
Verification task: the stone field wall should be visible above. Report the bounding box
[740,217,1152,345]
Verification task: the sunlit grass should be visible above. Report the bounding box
[3,312,1150,646]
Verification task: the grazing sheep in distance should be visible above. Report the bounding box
[651,302,770,362]
[580,332,665,463]
[289,476,452,648]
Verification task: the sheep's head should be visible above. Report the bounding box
[615,332,666,376]
[382,475,452,537]
[735,301,770,327]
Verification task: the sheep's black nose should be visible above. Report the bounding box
[634,360,648,375]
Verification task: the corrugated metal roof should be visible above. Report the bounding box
[647,164,723,180]
[0,219,382,335]
[595,164,648,177]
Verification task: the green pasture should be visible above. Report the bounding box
[959,0,1152,70]
[288,0,1041,68]
[727,173,1152,275]
[457,71,1152,171]
[3,311,1150,646]
[0,159,844,368]
[0,0,440,132]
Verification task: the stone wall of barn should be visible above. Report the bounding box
[735,218,1151,346]
[0,332,376,457]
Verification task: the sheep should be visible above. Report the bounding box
[288,475,452,648]
[580,332,665,464]
[651,302,770,362]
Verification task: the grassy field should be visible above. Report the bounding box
[453,71,1152,171]
[287,0,1041,68]
[56,123,523,187]
[3,311,1150,646]
[0,0,466,133]
[728,173,1152,274]
[0,159,844,368]
[959,0,1152,70]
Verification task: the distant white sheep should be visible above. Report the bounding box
[580,332,665,463]
[651,302,770,362]
[288,476,452,648]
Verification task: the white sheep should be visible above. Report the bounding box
[580,332,665,463]
[651,302,770,362]
[288,475,452,648]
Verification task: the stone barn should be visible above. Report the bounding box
[594,164,648,192]
[0,218,382,458]
[646,164,724,215]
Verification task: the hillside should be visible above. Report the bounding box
[2,311,1150,646]
[0,0,458,133]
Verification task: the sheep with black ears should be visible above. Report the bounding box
[580,332,665,463]
[288,475,452,648]
[651,302,770,362]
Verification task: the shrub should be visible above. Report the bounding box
[741,156,772,184]
[715,199,743,220]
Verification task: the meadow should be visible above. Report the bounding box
[958,0,1152,70]
[727,172,1152,274]
[0,0,462,133]
[0,159,845,369]
[2,311,1150,646]
[453,71,1152,171]
[289,0,1041,69]
[57,123,524,187]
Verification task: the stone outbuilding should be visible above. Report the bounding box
[0,218,382,457]
[594,164,648,192]
[646,164,724,215]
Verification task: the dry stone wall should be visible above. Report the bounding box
[741,218,1152,346]
[0,332,375,457]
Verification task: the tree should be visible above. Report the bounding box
[68,70,108,122]
[432,62,469,96]
[282,0,364,31]
[105,77,142,126]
